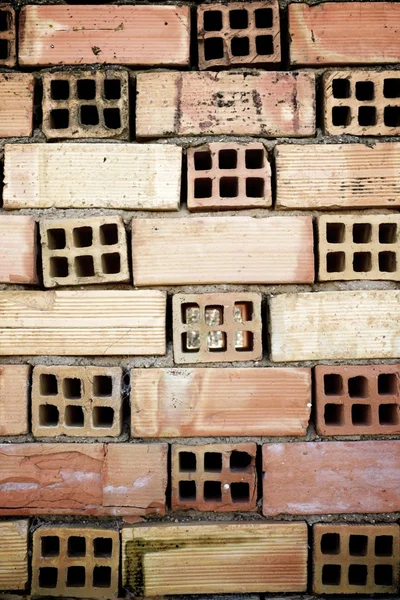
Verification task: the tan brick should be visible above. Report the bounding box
[0,73,34,137]
[276,142,400,210]
[0,290,166,356]
[270,290,400,362]
[290,3,400,66]
[122,522,308,594]
[132,217,314,285]
[323,70,400,136]
[19,4,190,67]
[40,216,129,288]
[187,142,271,211]
[0,520,28,591]
[262,441,400,516]
[172,443,257,512]
[32,526,119,598]
[198,1,280,70]
[0,4,16,67]
[32,366,123,438]
[3,143,181,211]
[136,71,316,138]
[0,216,37,284]
[131,367,311,437]
[313,523,400,595]
[0,365,30,436]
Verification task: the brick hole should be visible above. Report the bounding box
[0,10,10,32]
[93,537,113,558]
[80,105,99,126]
[93,566,111,588]
[104,79,121,100]
[179,451,197,472]
[179,480,196,501]
[50,256,69,278]
[379,223,397,244]
[203,10,222,32]
[332,79,350,99]
[231,37,250,57]
[349,534,368,556]
[245,149,264,169]
[41,536,60,557]
[68,536,86,557]
[353,251,372,272]
[182,303,200,325]
[321,533,340,554]
[348,376,368,398]
[384,78,400,99]
[63,377,81,399]
[220,177,238,197]
[204,452,222,472]
[326,222,345,244]
[73,226,92,248]
[326,251,345,273]
[358,106,376,127]
[93,406,114,428]
[379,251,397,272]
[230,450,252,471]
[194,178,212,198]
[51,80,70,101]
[351,403,372,426]
[50,109,69,129]
[100,223,118,245]
[101,252,121,274]
[353,223,371,244]
[324,373,344,395]
[229,9,248,29]
[378,373,397,395]
[256,35,274,56]
[355,81,374,101]
[93,375,112,397]
[75,255,95,277]
[324,403,344,426]
[182,332,200,353]
[104,108,121,129]
[384,106,400,127]
[205,305,223,326]
[230,482,249,503]
[39,404,59,427]
[379,403,399,425]
[246,177,264,197]
[322,564,341,586]
[234,301,253,322]
[204,38,224,61]
[235,331,254,351]
[40,373,58,396]
[207,330,226,351]
[375,535,394,557]
[374,564,393,586]
[77,79,96,100]
[66,566,86,587]
[65,405,84,427]
[194,150,212,171]
[47,228,66,250]
[0,39,9,60]
[204,481,222,501]
[348,564,367,586]
[39,567,58,589]
[218,149,237,169]
[255,8,273,28]
[332,106,351,127]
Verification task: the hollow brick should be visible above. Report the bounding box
[0,4,15,67]
[0,520,29,591]
[0,73,34,137]
[0,365,30,436]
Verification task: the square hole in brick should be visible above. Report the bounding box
[219,149,237,169]
[93,537,113,558]
[332,79,350,99]
[220,177,238,197]
[51,80,70,101]
[41,536,60,557]
[179,480,196,501]
[374,564,393,586]
[204,480,222,501]
[93,566,111,588]
[182,332,200,353]
[246,177,264,197]
[204,37,224,61]
[348,376,368,398]
[179,451,197,472]
[229,9,248,29]
[93,375,113,397]
[353,223,371,244]
[81,105,99,126]
[332,106,351,127]
[255,8,273,28]
[379,403,399,425]
[204,452,222,472]
[182,303,200,325]
[65,405,84,427]
[234,301,253,322]
[194,178,212,198]
[326,222,345,244]
[358,106,377,127]
[73,226,92,248]
[230,482,250,503]
[0,39,9,60]
[379,251,397,272]
[322,564,341,586]
[93,406,114,428]
[77,79,96,100]
[348,564,367,586]
[194,150,212,171]
[101,252,121,274]
[40,373,58,396]
[235,330,254,351]
[67,566,86,587]
[375,535,394,557]
[63,378,81,399]
[349,534,368,556]
[100,223,118,246]
[256,35,274,55]
[75,255,95,277]
[204,10,223,32]
[379,223,397,244]
[353,251,372,272]
[384,106,400,127]
[207,330,227,351]
[39,567,58,589]
[351,403,372,426]
[324,373,344,396]
[378,373,398,395]
[321,533,340,554]
[104,79,121,100]
[50,256,69,278]
[324,403,345,426]
[205,305,223,326]
[245,149,264,169]
[39,404,59,427]
[0,10,10,31]
[47,228,66,250]
[326,251,345,273]
[355,81,374,101]
[230,450,252,471]
[50,109,69,129]
[68,536,86,557]
[104,108,121,129]
[384,79,400,99]
[231,36,250,57]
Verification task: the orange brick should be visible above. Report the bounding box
[131,367,311,437]
[0,4,16,67]
[290,3,400,66]
[0,216,37,284]
[136,71,316,138]
[0,73,34,137]
[0,365,30,436]
[19,5,190,67]
[263,441,400,516]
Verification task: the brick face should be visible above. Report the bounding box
[0,73,34,137]
[0,520,28,591]
[0,215,37,284]
[0,365,30,436]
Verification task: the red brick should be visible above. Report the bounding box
[0,365,30,436]
[263,441,400,516]
[0,4,16,67]
[0,216,37,284]
[0,73,34,137]
[290,2,400,66]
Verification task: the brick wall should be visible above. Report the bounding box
[0,0,400,598]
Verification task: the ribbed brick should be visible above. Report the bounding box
[0,216,37,284]
[0,4,16,67]
[262,441,400,516]
[0,520,28,591]
[0,365,30,436]
[0,73,34,137]
[136,71,316,138]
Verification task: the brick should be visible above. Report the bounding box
[131,367,311,437]
[122,522,308,594]
[3,142,181,211]
[132,217,314,285]
[0,365,30,436]
[198,1,280,70]
[172,443,257,512]
[290,3,400,66]
[276,142,400,210]
[270,290,400,362]
[42,69,129,140]
[0,73,34,137]
[323,70,400,136]
[0,290,166,356]
[262,441,400,516]
[315,364,400,437]
[313,523,400,595]
[0,216,37,284]
[19,4,190,67]
[0,4,16,67]
[187,142,271,211]
[173,292,262,364]
[0,520,28,591]
[32,366,123,438]
[136,71,316,138]
[32,526,119,598]
[40,216,129,288]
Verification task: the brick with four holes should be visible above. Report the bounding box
[0,4,15,67]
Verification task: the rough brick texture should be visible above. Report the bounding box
[0,73,34,137]
[0,365,30,436]
[0,4,15,67]
[0,520,28,591]
[0,216,37,284]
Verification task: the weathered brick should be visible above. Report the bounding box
[0,290,166,356]
[136,71,316,138]
[3,143,182,211]
[32,366,123,438]
[270,290,400,362]
[19,4,190,67]
[315,364,400,437]
[132,217,314,285]
[0,216,37,284]
[122,522,308,594]
[0,365,30,436]
[173,292,262,364]
[276,142,400,210]
[42,69,129,140]
[290,2,400,66]
[262,441,400,516]
[313,523,400,595]
[40,216,129,288]
[0,73,34,137]
[198,1,280,70]
[172,443,257,512]
[32,526,119,598]
[0,4,16,67]
[0,520,28,591]
[323,70,400,136]
[131,367,311,437]
[187,142,271,211]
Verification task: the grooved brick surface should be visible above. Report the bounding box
[187,142,271,211]
[0,4,16,67]
[0,216,37,284]
[198,1,280,70]
[0,520,29,591]
[0,365,30,436]
[0,73,34,137]
[313,523,400,595]
[171,443,257,512]
[32,366,123,438]
[40,216,129,288]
